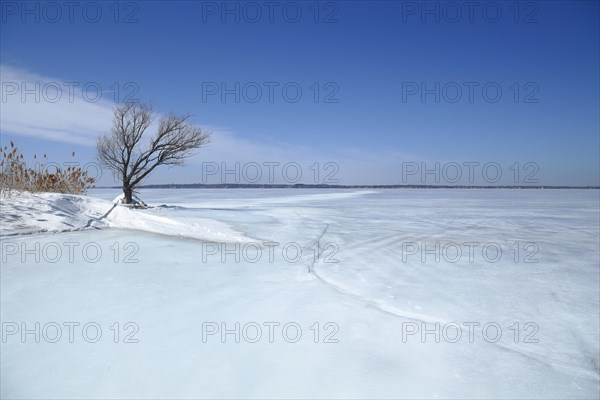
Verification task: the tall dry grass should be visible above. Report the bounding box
[0,142,95,197]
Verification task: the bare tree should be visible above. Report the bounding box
[97,103,210,204]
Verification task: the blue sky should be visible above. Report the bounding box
[1,0,598,186]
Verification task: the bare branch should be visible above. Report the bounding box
[96,103,211,204]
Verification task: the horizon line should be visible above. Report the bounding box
[94,184,600,190]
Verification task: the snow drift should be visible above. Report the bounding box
[0,191,256,243]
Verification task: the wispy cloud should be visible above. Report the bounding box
[0,65,422,185]
[1,65,114,146]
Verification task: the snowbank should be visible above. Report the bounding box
[0,191,256,243]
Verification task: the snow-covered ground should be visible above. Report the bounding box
[1,189,599,398]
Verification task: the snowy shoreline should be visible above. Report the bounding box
[0,191,258,243]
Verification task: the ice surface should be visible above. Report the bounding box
[1,189,599,398]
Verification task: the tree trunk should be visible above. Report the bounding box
[123,186,133,204]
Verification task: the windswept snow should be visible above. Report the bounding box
[1,189,599,399]
[0,191,256,243]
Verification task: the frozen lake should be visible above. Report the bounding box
[1,189,599,398]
